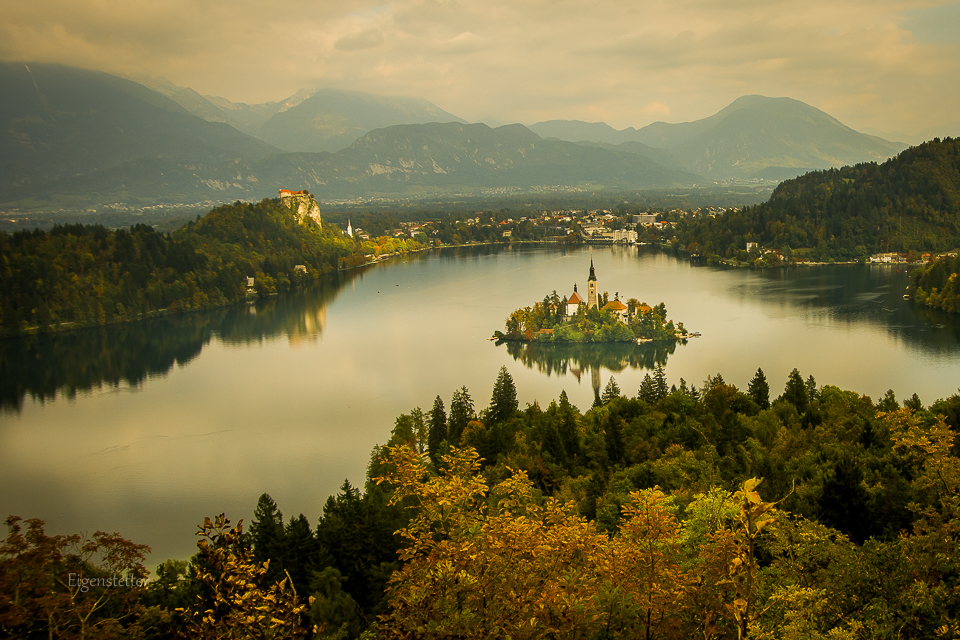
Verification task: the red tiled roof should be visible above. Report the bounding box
[567,291,583,304]
[603,300,627,311]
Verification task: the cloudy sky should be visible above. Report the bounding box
[2,0,958,138]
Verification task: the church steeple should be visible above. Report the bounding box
[587,258,598,310]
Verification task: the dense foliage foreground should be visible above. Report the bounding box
[4,366,960,639]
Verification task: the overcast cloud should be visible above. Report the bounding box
[1,0,957,137]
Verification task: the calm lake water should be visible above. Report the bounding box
[3,245,960,565]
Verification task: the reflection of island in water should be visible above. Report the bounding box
[499,339,681,395]
[0,274,353,412]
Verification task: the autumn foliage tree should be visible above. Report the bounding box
[176,514,311,640]
[0,516,150,640]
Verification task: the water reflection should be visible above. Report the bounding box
[499,339,681,394]
[0,275,351,412]
[723,263,960,354]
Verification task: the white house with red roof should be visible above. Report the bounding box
[565,285,584,315]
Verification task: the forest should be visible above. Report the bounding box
[5,365,960,639]
[0,197,427,338]
[909,254,960,314]
[670,137,960,262]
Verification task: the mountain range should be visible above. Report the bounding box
[529,96,907,179]
[0,62,912,210]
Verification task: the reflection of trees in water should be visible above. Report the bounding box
[728,264,960,355]
[500,340,680,394]
[0,275,352,412]
[216,281,344,346]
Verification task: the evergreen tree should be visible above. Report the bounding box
[556,390,581,461]
[806,374,819,404]
[308,567,361,639]
[638,373,656,404]
[904,393,924,411]
[284,514,319,594]
[448,386,474,444]
[601,377,621,404]
[703,373,725,392]
[878,389,899,412]
[604,415,625,464]
[748,368,770,409]
[489,366,518,425]
[783,368,808,413]
[652,364,668,400]
[428,396,447,464]
[410,407,428,454]
[250,493,286,584]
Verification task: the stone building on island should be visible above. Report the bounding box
[563,259,630,322]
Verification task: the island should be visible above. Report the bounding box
[493,259,694,343]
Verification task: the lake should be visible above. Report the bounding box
[3,244,960,566]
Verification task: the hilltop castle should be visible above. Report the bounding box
[279,189,322,227]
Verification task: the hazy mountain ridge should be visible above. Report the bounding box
[531,96,907,179]
[0,62,280,191]
[142,78,465,153]
[0,64,918,210]
[1,122,700,205]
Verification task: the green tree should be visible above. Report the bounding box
[782,368,808,413]
[652,364,668,400]
[748,368,770,409]
[283,514,319,595]
[307,567,361,639]
[448,386,474,445]
[428,396,447,465]
[488,366,518,425]
[805,374,819,404]
[250,493,286,585]
[638,373,657,404]
[601,376,621,404]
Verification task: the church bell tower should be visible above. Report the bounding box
[587,258,598,310]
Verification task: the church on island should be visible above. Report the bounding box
[563,259,630,322]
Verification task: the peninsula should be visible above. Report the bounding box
[494,259,693,343]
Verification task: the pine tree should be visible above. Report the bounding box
[605,415,625,464]
[805,374,819,405]
[878,389,899,412]
[638,374,656,404]
[783,368,808,412]
[748,368,770,409]
[556,390,581,461]
[652,364,668,400]
[284,514,319,594]
[410,407,428,453]
[448,386,474,444]
[489,366,518,425]
[904,393,924,411]
[601,376,621,404]
[428,395,447,464]
[250,493,286,584]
